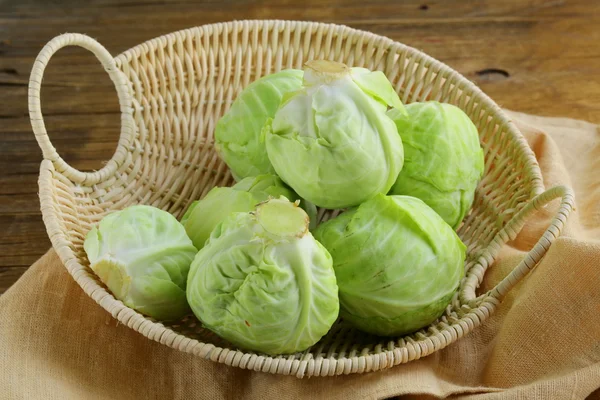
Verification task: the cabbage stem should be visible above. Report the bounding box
[255,198,309,239]
[303,60,350,85]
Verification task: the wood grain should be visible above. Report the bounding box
[1,0,599,294]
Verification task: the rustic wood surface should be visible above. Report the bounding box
[1,0,599,294]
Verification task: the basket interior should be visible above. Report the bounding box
[46,21,542,363]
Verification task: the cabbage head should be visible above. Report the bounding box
[215,69,303,180]
[264,60,405,209]
[313,194,465,337]
[83,205,197,320]
[181,174,317,250]
[187,197,339,355]
[388,102,484,228]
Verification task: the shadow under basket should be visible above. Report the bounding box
[29,20,574,378]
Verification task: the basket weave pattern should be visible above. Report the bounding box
[29,21,574,378]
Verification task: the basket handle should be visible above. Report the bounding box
[28,33,134,185]
[461,185,575,303]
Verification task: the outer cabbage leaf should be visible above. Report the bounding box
[215,69,303,180]
[187,198,339,355]
[313,194,465,336]
[265,61,404,209]
[181,174,317,250]
[388,102,484,228]
[83,205,197,320]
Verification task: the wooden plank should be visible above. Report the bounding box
[1,0,599,293]
[0,214,51,268]
[0,18,597,120]
[0,191,40,215]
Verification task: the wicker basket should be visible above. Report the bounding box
[29,20,574,378]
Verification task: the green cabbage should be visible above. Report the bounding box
[187,197,339,354]
[313,194,465,336]
[264,60,405,209]
[83,205,197,320]
[388,102,484,228]
[215,69,303,180]
[181,174,317,250]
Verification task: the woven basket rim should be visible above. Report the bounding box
[30,21,575,378]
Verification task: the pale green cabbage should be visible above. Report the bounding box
[388,102,484,228]
[313,194,465,336]
[181,174,317,250]
[215,69,303,180]
[83,205,197,320]
[264,60,405,209]
[186,197,339,355]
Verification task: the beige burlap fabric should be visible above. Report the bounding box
[1,111,599,399]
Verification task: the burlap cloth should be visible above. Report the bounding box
[1,111,599,399]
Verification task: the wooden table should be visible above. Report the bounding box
[1,0,599,294]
